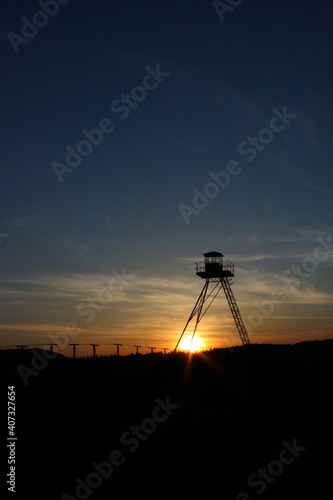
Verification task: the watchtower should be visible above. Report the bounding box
[195,251,234,279]
[175,251,250,351]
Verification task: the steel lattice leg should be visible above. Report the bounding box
[174,277,250,351]
[174,281,209,351]
[220,278,250,345]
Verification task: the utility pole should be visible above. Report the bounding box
[133,345,141,354]
[114,343,123,356]
[148,347,156,354]
[47,344,57,354]
[69,344,79,359]
[90,344,99,357]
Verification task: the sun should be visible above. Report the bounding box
[180,335,203,353]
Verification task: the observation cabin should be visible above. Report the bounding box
[196,251,234,279]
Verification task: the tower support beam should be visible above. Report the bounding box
[220,278,250,345]
[174,281,209,351]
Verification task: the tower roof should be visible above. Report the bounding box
[203,251,223,257]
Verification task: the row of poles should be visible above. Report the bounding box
[15,344,170,359]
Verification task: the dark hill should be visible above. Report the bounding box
[0,347,67,363]
[2,340,333,500]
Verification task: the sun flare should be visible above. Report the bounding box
[180,335,203,353]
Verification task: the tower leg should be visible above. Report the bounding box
[174,276,250,351]
[220,278,250,345]
[174,281,209,351]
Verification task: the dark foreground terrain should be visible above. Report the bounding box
[2,340,333,500]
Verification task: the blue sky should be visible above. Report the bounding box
[1,0,332,355]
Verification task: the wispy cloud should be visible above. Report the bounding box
[1,215,333,349]
[5,217,36,227]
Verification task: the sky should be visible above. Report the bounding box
[1,0,333,356]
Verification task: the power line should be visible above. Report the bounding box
[0,342,173,358]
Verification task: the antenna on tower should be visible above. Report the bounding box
[175,251,250,351]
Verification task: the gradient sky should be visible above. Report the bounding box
[1,0,333,356]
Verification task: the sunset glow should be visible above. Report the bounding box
[179,335,203,353]
[0,2,332,356]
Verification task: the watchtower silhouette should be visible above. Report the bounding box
[175,251,250,350]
